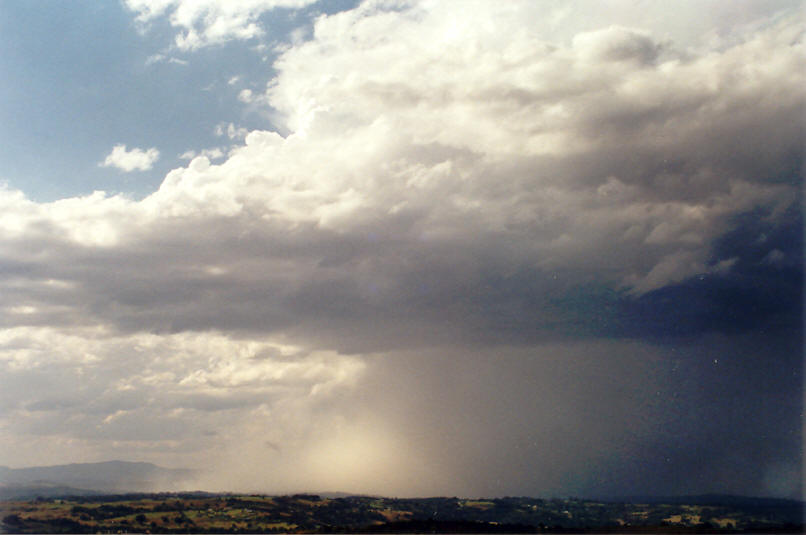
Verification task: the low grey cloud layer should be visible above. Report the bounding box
[0,0,802,499]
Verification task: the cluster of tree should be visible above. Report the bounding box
[69,504,138,519]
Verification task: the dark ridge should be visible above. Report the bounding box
[600,494,804,507]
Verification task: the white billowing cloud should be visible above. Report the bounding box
[238,88,254,103]
[0,187,140,246]
[0,326,364,468]
[100,144,160,172]
[149,1,799,293]
[125,0,318,50]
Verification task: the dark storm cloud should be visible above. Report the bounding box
[0,201,800,349]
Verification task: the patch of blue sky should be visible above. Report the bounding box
[0,1,358,202]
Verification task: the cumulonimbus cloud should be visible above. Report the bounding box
[1,0,800,365]
[2,1,800,346]
[0,1,802,497]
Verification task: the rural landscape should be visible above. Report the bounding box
[4,461,803,533]
[2,492,804,533]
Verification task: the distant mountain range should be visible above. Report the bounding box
[1,461,802,509]
[0,461,195,499]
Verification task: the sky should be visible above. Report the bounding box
[0,0,803,500]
